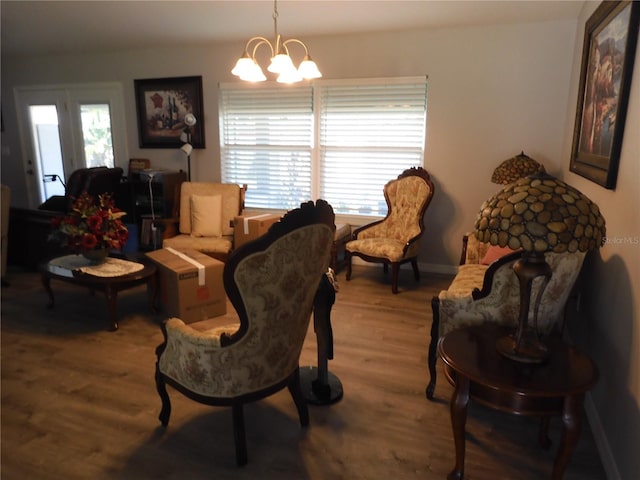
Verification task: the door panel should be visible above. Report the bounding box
[15,88,71,206]
[14,83,127,208]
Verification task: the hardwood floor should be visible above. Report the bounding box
[1,264,606,479]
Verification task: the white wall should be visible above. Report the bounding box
[1,19,577,271]
[561,3,640,479]
[4,16,637,476]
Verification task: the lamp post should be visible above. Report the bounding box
[181,113,197,181]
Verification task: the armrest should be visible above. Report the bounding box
[352,218,385,239]
[156,318,239,389]
[471,251,521,300]
[462,232,492,265]
[162,317,226,348]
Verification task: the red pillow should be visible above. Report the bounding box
[480,245,519,265]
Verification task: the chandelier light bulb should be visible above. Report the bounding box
[231,0,321,84]
[298,56,322,79]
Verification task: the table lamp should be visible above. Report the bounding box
[491,151,545,184]
[474,172,605,363]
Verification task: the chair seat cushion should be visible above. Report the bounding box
[163,234,233,255]
[346,237,407,262]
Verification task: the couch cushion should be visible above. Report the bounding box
[442,264,488,298]
[481,244,519,265]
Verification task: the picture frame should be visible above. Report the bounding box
[570,1,639,189]
[134,76,205,149]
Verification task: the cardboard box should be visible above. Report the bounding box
[146,248,226,323]
[234,213,281,248]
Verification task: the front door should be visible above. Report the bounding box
[14,83,128,207]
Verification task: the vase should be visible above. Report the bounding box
[81,248,110,264]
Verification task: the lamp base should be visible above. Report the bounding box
[496,332,548,364]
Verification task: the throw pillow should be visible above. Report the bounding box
[190,194,222,237]
[480,244,519,265]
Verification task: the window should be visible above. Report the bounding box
[219,77,427,216]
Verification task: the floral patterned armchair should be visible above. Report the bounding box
[155,200,335,466]
[426,233,586,399]
[345,167,435,294]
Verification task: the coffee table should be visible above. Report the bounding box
[40,253,157,331]
[438,324,598,480]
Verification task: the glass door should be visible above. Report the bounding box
[15,83,127,207]
[29,104,67,201]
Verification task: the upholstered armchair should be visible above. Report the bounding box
[155,200,335,466]
[38,166,124,213]
[161,181,247,262]
[345,166,435,293]
[426,233,586,399]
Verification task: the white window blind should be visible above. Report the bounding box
[318,80,427,216]
[219,77,427,216]
[220,86,313,209]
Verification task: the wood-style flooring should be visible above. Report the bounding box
[1,264,606,479]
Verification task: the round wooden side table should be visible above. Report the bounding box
[438,324,598,480]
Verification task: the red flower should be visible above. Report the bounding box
[86,214,103,233]
[81,233,98,250]
[49,192,129,253]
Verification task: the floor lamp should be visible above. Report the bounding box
[180,113,197,181]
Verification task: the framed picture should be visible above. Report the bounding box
[134,76,205,148]
[570,1,639,189]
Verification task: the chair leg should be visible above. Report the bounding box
[426,297,440,400]
[391,262,399,294]
[288,368,310,426]
[411,259,420,281]
[232,403,248,466]
[345,252,352,281]
[155,366,172,426]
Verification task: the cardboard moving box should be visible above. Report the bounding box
[234,213,281,248]
[146,248,226,323]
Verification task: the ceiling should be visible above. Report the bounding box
[1,1,585,57]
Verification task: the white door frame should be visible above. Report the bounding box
[14,82,128,208]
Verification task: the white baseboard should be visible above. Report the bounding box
[419,262,458,276]
[349,258,458,276]
[584,392,620,480]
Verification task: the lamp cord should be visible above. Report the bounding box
[148,175,158,249]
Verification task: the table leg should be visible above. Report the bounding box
[104,286,119,331]
[41,274,55,309]
[538,415,552,449]
[552,394,582,480]
[448,375,470,480]
[147,273,158,313]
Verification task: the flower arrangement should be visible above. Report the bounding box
[50,192,129,253]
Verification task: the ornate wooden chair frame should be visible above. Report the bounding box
[155,200,335,466]
[345,167,435,293]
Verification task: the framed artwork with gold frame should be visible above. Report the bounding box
[570,1,639,189]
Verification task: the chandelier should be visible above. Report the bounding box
[231,0,322,83]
